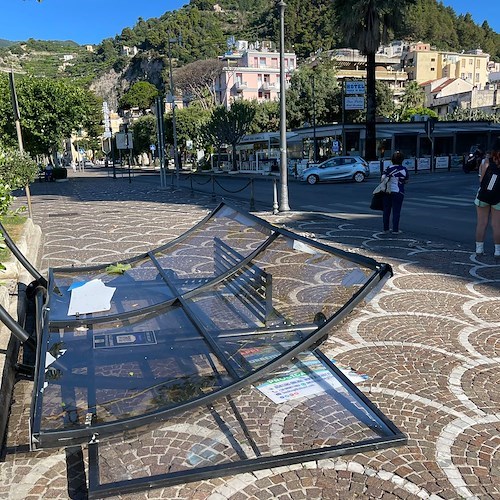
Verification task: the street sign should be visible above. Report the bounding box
[345,81,365,94]
[149,144,156,152]
[102,138,112,155]
[344,96,365,110]
[78,148,85,155]
[102,101,112,139]
[332,140,340,153]
[116,132,133,150]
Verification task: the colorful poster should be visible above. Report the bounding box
[239,346,369,404]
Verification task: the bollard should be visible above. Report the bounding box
[211,175,216,201]
[170,171,175,189]
[249,178,255,211]
[190,175,194,197]
[272,178,279,215]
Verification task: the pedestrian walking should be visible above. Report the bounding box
[382,150,409,234]
[44,163,53,182]
[474,137,500,257]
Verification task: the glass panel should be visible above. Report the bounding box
[152,205,271,293]
[36,306,232,433]
[248,235,373,325]
[91,351,397,493]
[187,235,373,331]
[49,256,175,321]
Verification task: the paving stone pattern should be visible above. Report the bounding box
[1,170,499,499]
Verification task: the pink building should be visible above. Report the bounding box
[216,40,297,108]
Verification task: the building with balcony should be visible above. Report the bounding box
[215,40,296,108]
[310,48,408,99]
[402,43,491,89]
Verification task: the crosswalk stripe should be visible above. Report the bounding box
[304,196,471,213]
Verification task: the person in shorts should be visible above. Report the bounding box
[474,138,500,257]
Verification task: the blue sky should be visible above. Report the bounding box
[1,0,498,45]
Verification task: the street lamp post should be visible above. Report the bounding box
[167,34,181,182]
[312,73,317,163]
[278,0,290,212]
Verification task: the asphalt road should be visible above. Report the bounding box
[154,169,481,248]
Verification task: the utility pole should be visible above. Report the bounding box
[278,0,290,212]
[312,72,317,163]
[341,79,346,156]
[155,96,167,188]
[168,33,181,182]
[8,70,33,218]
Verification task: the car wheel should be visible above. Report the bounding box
[353,172,365,183]
[307,174,319,185]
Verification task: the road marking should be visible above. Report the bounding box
[405,200,470,208]
[304,194,471,214]
[426,195,473,206]
[302,205,380,219]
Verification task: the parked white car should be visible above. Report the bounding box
[299,156,369,184]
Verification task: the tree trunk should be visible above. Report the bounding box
[365,50,377,161]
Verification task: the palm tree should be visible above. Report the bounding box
[395,80,425,121]
[332,0,416,160]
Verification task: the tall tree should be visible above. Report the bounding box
[395,80,425,121]
[286,61,340,129]
[174,59,223,110]
[119,81,159,112]
[332,0,416,160]
[131,114,157,158]
[249,101,280,134]
[0,75,101,159]
[203,101,256,170]
[164,104,211,165]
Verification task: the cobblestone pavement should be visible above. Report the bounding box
[1,169,499,499]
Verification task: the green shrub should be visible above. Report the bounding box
[0,146,39,189]
[0,183,15,217]
[0,145,39,216]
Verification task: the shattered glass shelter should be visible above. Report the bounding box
[24,203,405,497]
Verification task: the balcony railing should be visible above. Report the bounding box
[260,82,277,90]
[234,81,248,91]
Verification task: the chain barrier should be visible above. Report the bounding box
[190,175,212,186]
[171,172,257,210]
[213,177,252,194]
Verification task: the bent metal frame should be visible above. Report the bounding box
[0,202,406,498]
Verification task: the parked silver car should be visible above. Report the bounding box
[300,156,369,184]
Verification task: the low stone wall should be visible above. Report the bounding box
[0,218,42,451]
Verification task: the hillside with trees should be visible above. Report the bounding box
[0,0,498,152]
[1,0,498,86]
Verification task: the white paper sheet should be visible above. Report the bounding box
[67,279,116,316]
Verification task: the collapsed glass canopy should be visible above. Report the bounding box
[31,203,404,495]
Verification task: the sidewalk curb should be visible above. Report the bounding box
[0,218,42,453]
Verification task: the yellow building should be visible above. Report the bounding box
[403,43,490,89]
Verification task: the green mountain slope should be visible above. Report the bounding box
[1,0,498,83]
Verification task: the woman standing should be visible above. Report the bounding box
[474,138,500,257]
[382,150,409,234]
